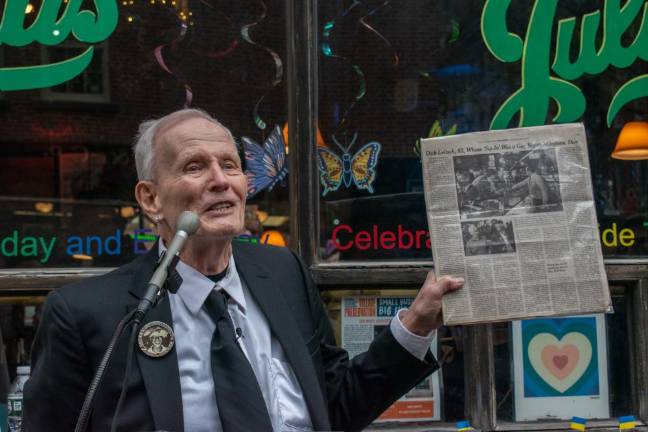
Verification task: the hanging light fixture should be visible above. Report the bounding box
[282,123,327,155]
[612,121,648,160]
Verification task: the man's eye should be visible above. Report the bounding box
[185,163,202,172]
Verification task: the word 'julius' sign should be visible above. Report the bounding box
[482,0,648,129]
[0,0,117,90]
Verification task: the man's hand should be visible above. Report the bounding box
[401,272,464,336]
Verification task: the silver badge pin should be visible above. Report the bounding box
[138,321,175,358]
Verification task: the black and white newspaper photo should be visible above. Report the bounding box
[454,148,563,220]
[421,124,611,325]
[461,219,516,256]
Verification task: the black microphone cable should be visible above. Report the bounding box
[110,321,139,432]
[74,309,138,432]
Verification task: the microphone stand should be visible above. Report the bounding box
[110,255,181,432]
[73,253,180,432]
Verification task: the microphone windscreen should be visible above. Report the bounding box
[176,211,200,234]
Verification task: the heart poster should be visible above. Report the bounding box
[512,315,609,420]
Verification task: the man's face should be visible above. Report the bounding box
[151,333,163,347]
[147,116,247,240]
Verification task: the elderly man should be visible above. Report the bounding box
[24,109,463,432]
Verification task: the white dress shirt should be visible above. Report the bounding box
[165,246,435,431]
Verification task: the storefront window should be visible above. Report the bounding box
[322,289,465,424]
[495,285,632,424]
[318,0,648,262]
[2,1,648,429]
[0,0,290,268]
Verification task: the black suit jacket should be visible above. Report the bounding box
[24,243,438,431]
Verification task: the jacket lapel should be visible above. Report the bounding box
[233,246,330,431]
[128,248,185,432]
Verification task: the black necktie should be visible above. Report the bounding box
[203,290,273,431]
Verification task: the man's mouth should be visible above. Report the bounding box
[205,201,235,213]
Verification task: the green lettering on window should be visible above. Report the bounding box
[481,0,648,129]
[0,0,117,90]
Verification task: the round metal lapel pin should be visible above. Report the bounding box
[138,321,175,358]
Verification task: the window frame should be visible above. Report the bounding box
[40,41,110,103]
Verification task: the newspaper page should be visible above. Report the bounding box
[420,123,610,325]
[341,297,441,422]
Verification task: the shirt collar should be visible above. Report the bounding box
[158,242,247,315]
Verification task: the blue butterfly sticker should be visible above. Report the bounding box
[317,133,381,197]
[242,125,288,198]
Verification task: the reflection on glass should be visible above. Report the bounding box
[437,325,465,421]
[0,298,43,383]
[0,0,289,268]
[318,0,648,261]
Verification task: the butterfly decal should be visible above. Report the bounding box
[414,120,458,158]
[317,133,381,197]
[242,125,288,198]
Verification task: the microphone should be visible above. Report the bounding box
[134,211,200,322]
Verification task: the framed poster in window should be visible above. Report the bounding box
[512,315,609,420]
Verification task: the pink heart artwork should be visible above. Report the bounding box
[554,355,568,369]
[541,345,579,380]
[528,332,592,393]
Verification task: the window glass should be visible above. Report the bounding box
[0,297,43,384]
[44,43,109,101]
[322,289,465,423]
[318,0,648,262]
[495,285,632,424]
[0,0,289,268]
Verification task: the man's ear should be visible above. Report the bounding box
[135,181,161,220]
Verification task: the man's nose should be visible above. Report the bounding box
[207,163,230,190]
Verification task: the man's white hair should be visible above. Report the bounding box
[133,108,235,181]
